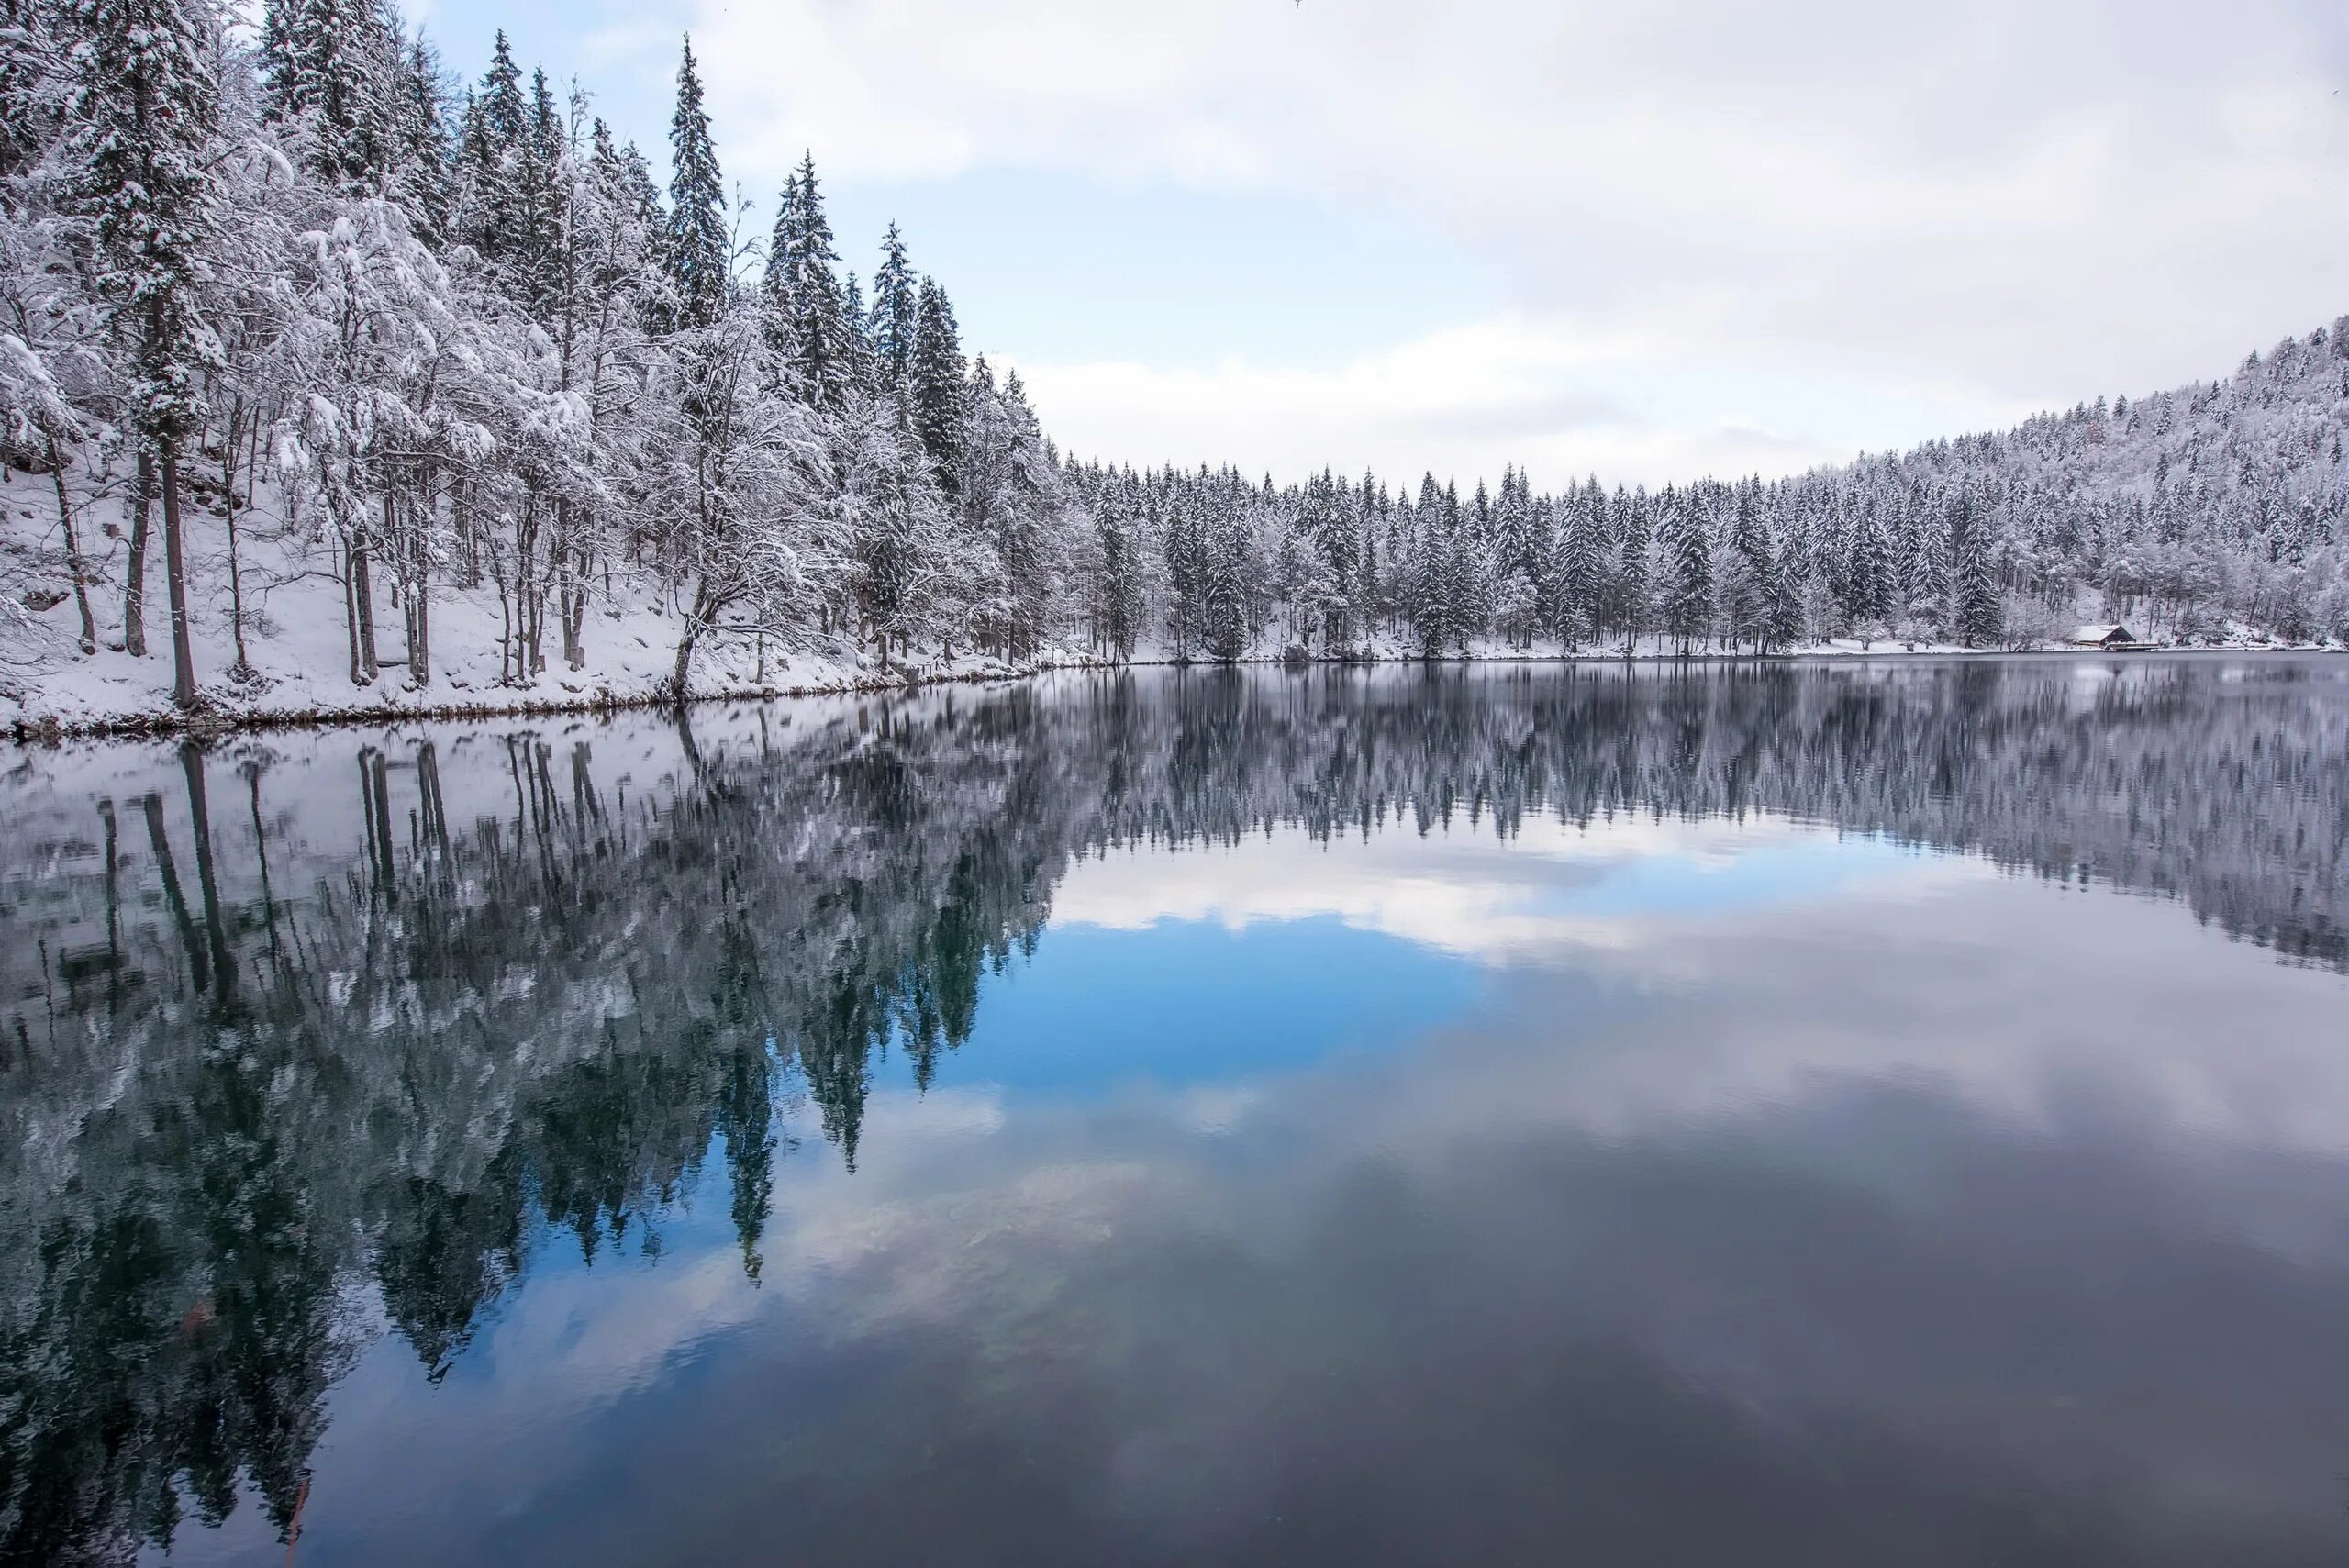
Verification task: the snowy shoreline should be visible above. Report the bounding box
[10,640,2335,744]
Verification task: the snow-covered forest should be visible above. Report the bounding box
[5,0,2348,730]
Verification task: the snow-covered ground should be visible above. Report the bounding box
[0,463,1073,735]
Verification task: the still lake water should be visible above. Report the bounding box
[5,657,2348,1566]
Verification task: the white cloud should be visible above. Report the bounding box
[651,0,2349,479]
[1048,815,1979,963]
[1007,314,1991,484]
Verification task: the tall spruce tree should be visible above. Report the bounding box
[759,172,796,361]
[868,220,918,389]
[1658,487,1713,654]
[785,154,859,404]
[662,36,727,329]
[69,0,222,708]
[1950,486,2004,646]
[910,274,965,487]
[1554,491,1601,649]
[458,30,527,264]
[392,35,451,244]
[1842,504,1892,642]
[1614,485,1653,652]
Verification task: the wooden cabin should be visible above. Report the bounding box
[2065,623,2142,649]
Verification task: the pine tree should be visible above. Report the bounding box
[760,175,796,363]
[258,0,403,191]
[457,30,527,265]
[1201,504,1249,660]
[868,220,918,389]
[1614,486,1652,652]
[1842,504,1892,643]
[839,268,878,389]
[1406,473,1446,656]
[506,66,564,317]
[259,0,299,117]
[1950,486,2004,647]
[1721,484,1798,652]
[1658,488,1712,654]
[780,153,852,407]
[1091,484,1144,660]
[910,274,965,488]
[69,0,222,708]
[1444,479,1487,650]
[391,34,451,244]
[662,36,727,329]
[1553,492,1600,649]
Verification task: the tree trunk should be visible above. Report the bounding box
[123,445,151,656]
[557,499,587,670]
[160,443,198,710]
[221,399,251,674]
[670,616,700,702]
[406,577,430,686]
[243,401,262,504]
[669,581,716,702]
[343,528,379,686]
[563,577,587,670]
[351,535,380,684]
[47,439,96,653]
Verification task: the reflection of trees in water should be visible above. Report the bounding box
[0,658,2342,1562]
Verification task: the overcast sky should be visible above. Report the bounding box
[412,0,2349,488]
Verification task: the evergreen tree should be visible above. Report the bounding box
[1950,486,2004,646]
[505,65,564,317]
[779,152,852,407]
[662,36,727,329]
[259,0,299,117]
[391,34,451,244]
[1201,504,1250,660]
[868,220,918,389]
[839,267,878,389]
[910,273,965,487]
[1553,492,1601,649]
[1091,484,1144,659]
[68,0,223,708]
[760,175,797,363]
[1842,504,1892,642]
[1613,485,1652,652]
[1658,488,1713,653]
[456,29,527,264]
[261,0,389,185]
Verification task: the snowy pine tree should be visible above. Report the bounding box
[1658,488,1713,654]
[867,220,918,390]
[910,273,964,490]
[1950,486,2004,647]
[662,36,727,330]
[68,0,224,707]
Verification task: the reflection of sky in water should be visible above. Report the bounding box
[954,917,1479,1094]
[141,808,2349,1568]
[951,821,1958,1100]
[1522,830,1943,919]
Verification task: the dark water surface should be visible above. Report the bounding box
[6,657,2349,1566]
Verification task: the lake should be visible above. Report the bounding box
[6,656,2348,1567]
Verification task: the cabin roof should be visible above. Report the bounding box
[2069,623,2133,642]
